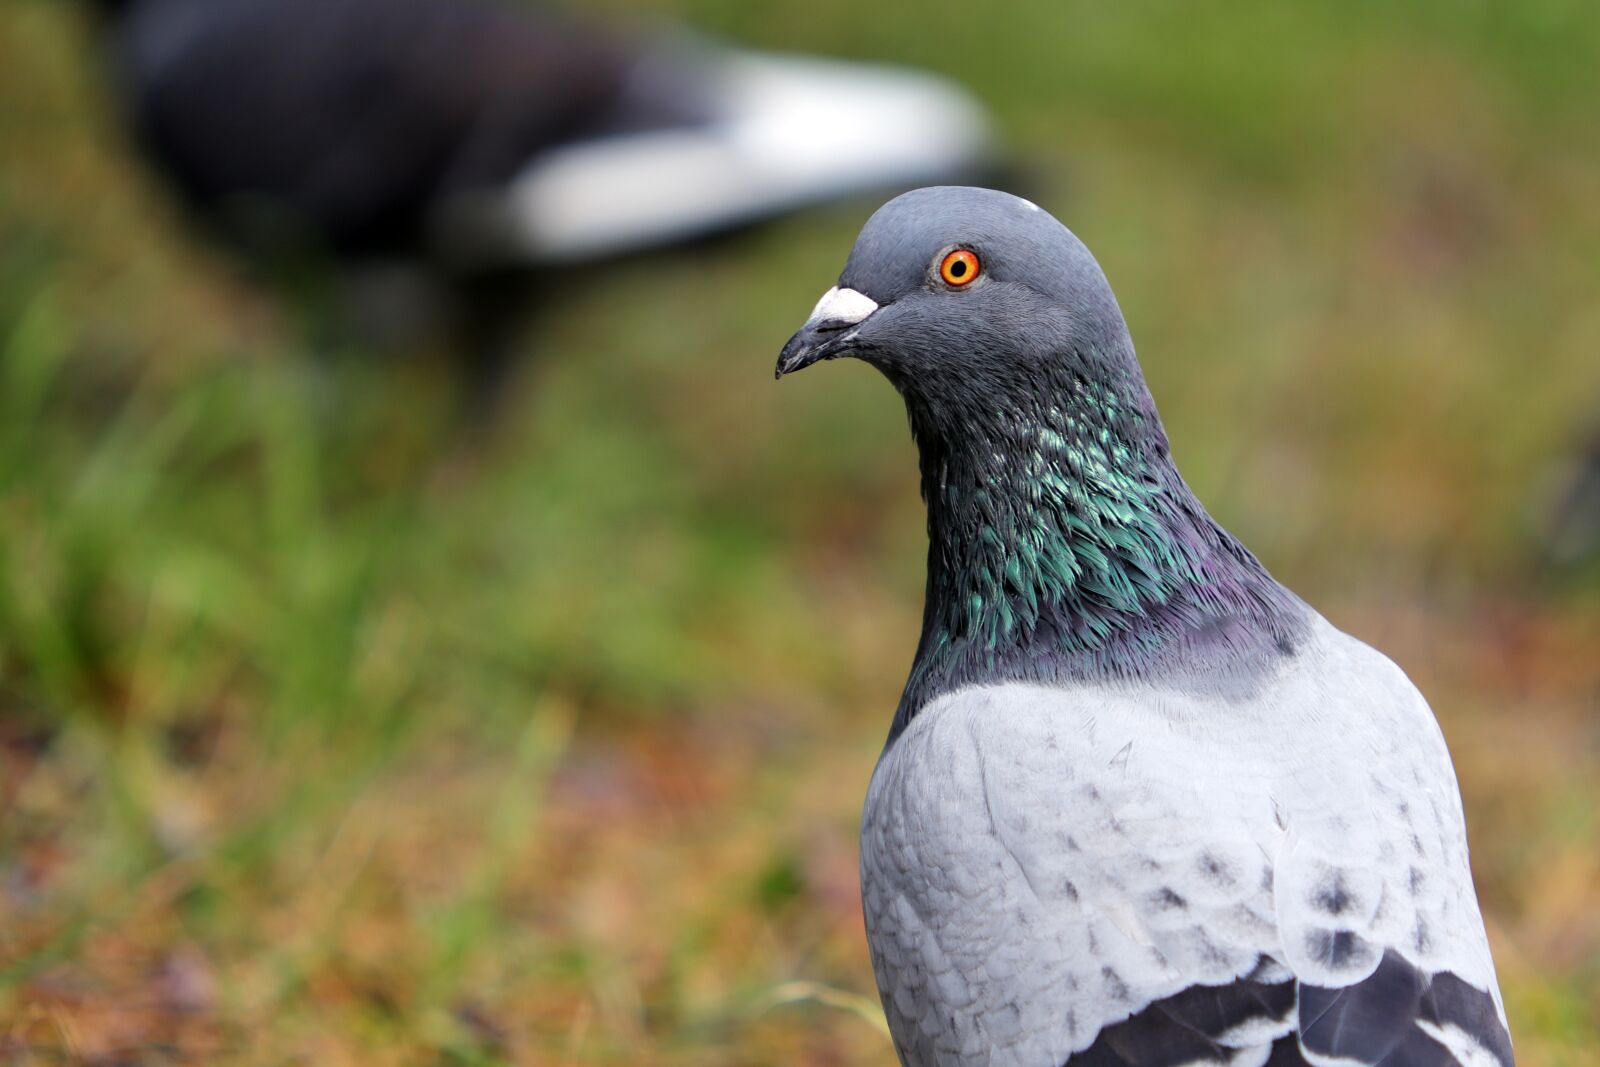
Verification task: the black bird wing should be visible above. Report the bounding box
[107,0,639,254]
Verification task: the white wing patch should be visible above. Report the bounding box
[1417,1020,1508,1067]
[860,615,1506,1066]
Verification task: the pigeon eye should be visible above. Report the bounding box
[939,249,981,287]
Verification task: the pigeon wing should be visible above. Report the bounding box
[860,616,1512,1067]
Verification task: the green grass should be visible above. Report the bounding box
[2,1,1599,1063]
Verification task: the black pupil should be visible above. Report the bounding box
[950,259,967,278]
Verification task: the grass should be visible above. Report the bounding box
[2,0,1599,1063]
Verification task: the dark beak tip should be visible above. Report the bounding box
[777,313,869,380]
[775,330,820,380]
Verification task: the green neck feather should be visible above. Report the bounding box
[891,364,1301,738]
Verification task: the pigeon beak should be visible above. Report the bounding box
[775,287,879,378]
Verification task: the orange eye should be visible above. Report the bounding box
[939,248,981,287]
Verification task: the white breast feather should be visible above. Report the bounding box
[860,614,1504,1066]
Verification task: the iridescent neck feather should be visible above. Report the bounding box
[891,351,1305,739]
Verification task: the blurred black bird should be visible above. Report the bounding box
[88,0,995,399]
[1543,412,1600,568]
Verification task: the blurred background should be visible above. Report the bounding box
[2,1,1598,1064]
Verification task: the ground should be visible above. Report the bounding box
[1,1,1597,1064]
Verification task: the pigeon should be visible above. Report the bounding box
[89,0,993,386]
[775,187,1513,1067]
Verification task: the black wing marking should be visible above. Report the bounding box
[1065,951,1512,1066]
[1066,960,1295,1066]
[1299,950,1512,1067]
[1262,1035,1313,1065]
[1299,949,1429,1062]
[1420,971,1517,1067]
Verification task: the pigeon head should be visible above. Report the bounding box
[777,186,1305,736]
[776,186,1161,454]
